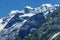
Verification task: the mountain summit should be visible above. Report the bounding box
[0,4,60,40]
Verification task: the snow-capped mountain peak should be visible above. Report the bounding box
[54,4,60,7]
[9,10,24,15]
[25,6,33,9]
[41,4,54,7]
[0,4,60,40]
[0,4,60,31]
[24,6,33,13]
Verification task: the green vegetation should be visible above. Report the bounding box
[25,35,31,40]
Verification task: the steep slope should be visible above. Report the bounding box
[0,4,59,40]
[16,13,46,40]
[25,6,60,40]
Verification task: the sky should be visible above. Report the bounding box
[0,0,60,17]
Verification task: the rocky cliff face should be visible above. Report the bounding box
[25,6,60,40]
[0,4,60,40]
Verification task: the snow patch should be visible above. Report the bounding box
[50,32,60,40]
[0,19,3,23]
[19,13,35,17]
[42,4,53,7]
[43,11,49,18]
[54,4,60,7]
[25,6,33,9]
[9,10,19,15]
[0,24,3,31]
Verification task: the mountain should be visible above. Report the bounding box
[25,5,60,40]
[0,4,60,40]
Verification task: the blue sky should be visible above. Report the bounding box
[0,0,60,17]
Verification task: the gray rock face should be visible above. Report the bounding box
[25,6,60,40]
[0,4,59,40]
